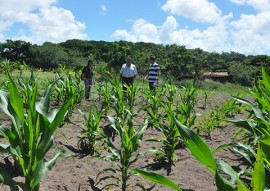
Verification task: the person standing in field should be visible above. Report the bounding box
[119,56,138,91]
[81,59,94,101]
[144,56,160,93]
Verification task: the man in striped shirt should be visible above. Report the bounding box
[144,56,160,92]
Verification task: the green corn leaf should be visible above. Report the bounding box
[0,90,12,118]
[216,159,242,181]
[130,120,148,151]
[226,118,257,136]
[260,136,270,166]
[234,97,264,120]
[0,173,20,191]
[131,168,182,191]
[174,118,216,173]
[31,150,68,189]
[47,94,75,138]
[36,136,54,162]
[215,170,235,191]
[237,180,250,191]
[7,72,24,122]
[0,126,17,146]
[36,78,59,116]
[214,147,249,189]
[251,160,265,191]
[230,142,256,165]
[262,67,270,91]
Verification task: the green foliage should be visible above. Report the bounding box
[228,61,258,86]
[98,113,148,191]
[224,67,270,189]
[49,73,84,123]
[78,106,104,155]
[1,39,270,87]
[197,96,243,137]
[0,72,74,191]
[148,103,181,165]
[177,84,198,127]
[131,168,182,191]
[0,40,31,62]
[96,80,113,116]
[29,42,71,69]
[175,118,250,190]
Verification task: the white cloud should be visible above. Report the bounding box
[231,12,270,34]
[229,11,270,54]
[159,16,178,42]
[112,15,229,52]
[230,30,270,55]
[166,20,230,53]
[0,0,87,44]
[100,5,108,15]
[0,0,57,13]
[111,0,270,55]
[111,19,160,43]
[229,0,270,12]
[162,0,222,24]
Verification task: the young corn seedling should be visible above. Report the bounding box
[180,83,198,109]
[223,67,270,189]
[147,102,180,166]
[176,84,198,128]
[142,90,164,129]
[97,112,148,191]
[160,79,179,106]
[174,117,251,190]
[109,77,126,121]
[78,105,105,155]
[124,83,137,113]
[196,104,224,138]
[189,67,270,190]
[53,74,83,123]
[98,81,113,116]
[0,73,74,191]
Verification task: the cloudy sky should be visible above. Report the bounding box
[1,0,270,55]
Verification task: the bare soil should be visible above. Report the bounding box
[0,92,248,191]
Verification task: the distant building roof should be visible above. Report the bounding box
[203,71,229,77]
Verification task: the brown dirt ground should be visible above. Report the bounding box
[0,92,248,191]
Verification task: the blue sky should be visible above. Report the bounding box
[1,0,270,55]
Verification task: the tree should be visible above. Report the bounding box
[29,42,69,69]
[0,39,31,62]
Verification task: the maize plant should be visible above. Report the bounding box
[53,74,83,123]
[78,106,105,155]
[174,118,250,190]
[147,102,180,165]
[176,84,198,127]
[142,90,164,129]
[97,81,113,116]
[223,67,270,190]
[0,72,74,191]
[97,112,148,191]
[160,79,179,106]
[124,83,137,113]
[109,77,126,121]
[173,67,270,190]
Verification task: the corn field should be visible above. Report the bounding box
[0,68,269,191]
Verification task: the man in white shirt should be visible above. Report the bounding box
[120,56,138,91]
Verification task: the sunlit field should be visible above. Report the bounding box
[0,68,269,191]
